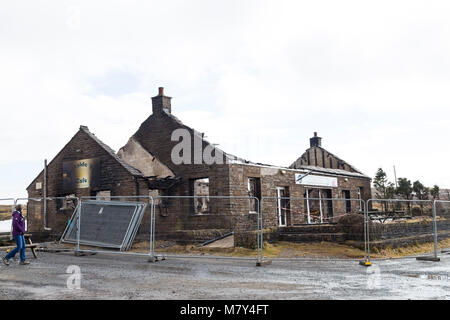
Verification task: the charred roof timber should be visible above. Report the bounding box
[310,132,322,147]
[152,86,172,114]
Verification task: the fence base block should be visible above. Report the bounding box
[148,255,166,263]
[416,256,440,262]
[359,260,372,267]
[256,259,272,267]
[74,250,96,257]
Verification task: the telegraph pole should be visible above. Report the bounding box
[393,165,398,188]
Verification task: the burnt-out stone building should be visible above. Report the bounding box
[26,87,371,240]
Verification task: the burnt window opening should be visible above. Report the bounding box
[150,189,170,217]
[304,188,332,224]
[324,189,334,218]
[95,190,111,201]
[357,187,364,212]
[191,178,210,215]
[248,177,261,213]
[57,194,77,212]
[342,190,351,213]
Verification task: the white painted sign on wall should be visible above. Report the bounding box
[295,174,338,188]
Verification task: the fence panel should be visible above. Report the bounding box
[152,196,260,261]
[64,196,154,257]
[367,199,437,259]
[434,200,450,255]
[260,197,367,261]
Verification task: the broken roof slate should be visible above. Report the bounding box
[159,111,370,180]
[298,165,370,179]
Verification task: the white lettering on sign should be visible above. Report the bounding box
[295,174,338,187]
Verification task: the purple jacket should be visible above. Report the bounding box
[12,210,26,236]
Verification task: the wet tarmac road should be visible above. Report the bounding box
[0,251,449,300]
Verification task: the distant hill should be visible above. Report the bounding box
[0,205,12,221]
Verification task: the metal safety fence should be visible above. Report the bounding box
[2,194,448,266]
[432,200,450,257]
[151,196,261,262]
[260,197,368,263]
[151,196,260,260]
[64,196,154,258]
[0,197,80,237]
[366,199,443,262]
[16,197,80,235]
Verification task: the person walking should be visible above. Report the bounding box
[2,204,29,265]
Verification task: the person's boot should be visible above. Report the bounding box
[19,260,30,265]
[2,257,10,266]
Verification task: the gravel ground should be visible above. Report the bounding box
[0,251,449,300]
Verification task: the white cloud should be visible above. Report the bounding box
[1,0,449,197]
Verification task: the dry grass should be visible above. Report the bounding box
[130,238,450,259]
[370,238,450,258]
[381,216,449,224]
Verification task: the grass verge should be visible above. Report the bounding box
[130,238,450,259]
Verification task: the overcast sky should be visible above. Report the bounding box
[1,0,450,198]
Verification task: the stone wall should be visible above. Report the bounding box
[368,219,450,248]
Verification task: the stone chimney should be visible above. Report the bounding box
[310,132,322,147]
[152,87,172,114]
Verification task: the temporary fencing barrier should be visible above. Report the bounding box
[151,196,261,262]
[433,200,450,256]
[366,199,439,261]
[260,197,368,262]
[61,200,147,251]
[3,194,446,266]
[15,197,80,235]
[63,196,154,258]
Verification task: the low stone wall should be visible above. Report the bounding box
[150,228,231,244]
[367,218,450,249]
[235,217,450,249]
[234,228,278,249]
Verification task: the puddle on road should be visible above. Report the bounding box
[405,274,449,281]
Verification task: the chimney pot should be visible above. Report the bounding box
[158,87,164,96]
